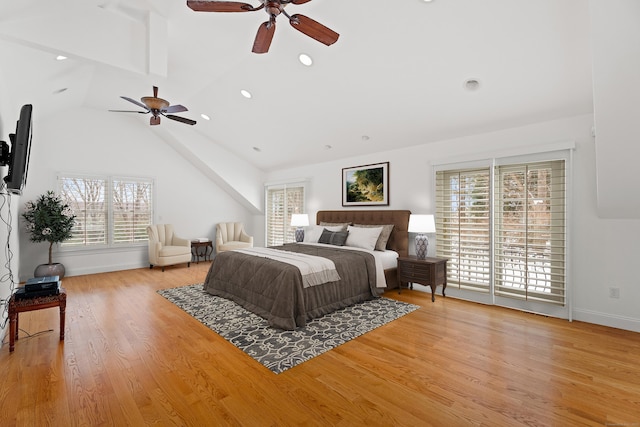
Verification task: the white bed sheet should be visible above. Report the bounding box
[298,242,398,288]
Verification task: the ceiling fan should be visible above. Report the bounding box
[109,86,197,126]
[186,0,339,54]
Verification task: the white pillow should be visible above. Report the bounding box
[303,225,345,243]
[345,225,383,251]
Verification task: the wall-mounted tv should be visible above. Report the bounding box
[0,104,33,195]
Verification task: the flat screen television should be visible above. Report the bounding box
[1,104,33,195]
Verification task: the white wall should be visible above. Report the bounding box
[17,107,258,279]
[590,0,640,217]
[265,114,640,333]
[0,65,20,344]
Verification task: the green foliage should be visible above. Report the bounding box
[346,168,384,202]
[22,191,77,264]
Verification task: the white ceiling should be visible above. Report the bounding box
[0,0,594,172]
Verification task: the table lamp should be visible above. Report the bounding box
[290,214,309,242]
[408,214,436,259]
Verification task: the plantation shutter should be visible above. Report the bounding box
[266,183,305,246]
[112,178,153,244]
[59,176,108,246]
[266,187,285,246]
[435,168,491,292]
[494,160,566,304]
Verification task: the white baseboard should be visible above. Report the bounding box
[572,308,640,333]
[64,262,148,277]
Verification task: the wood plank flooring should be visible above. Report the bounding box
[1,262,639,426]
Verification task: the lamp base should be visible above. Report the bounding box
[415,234,428,260]
[295,227,304,242]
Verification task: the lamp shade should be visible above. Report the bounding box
[290,214,310,227]
[408,214,436,233]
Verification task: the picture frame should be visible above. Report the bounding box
[342,162,389,206]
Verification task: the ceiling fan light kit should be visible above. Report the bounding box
[186,0,339,54]
[109,86,197,126]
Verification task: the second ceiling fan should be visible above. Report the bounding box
[110,86,197,126]
[186,0,339,54]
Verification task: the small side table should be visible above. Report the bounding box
[191,240,213,263]
[397,256,448,302]
[8,287,66,352]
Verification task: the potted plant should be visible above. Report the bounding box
[22,190,77,278]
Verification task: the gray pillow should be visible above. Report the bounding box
[318,229,349,246]
[319,221,350,231]
[353,224,394,251]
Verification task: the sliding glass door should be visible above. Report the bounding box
[435,153,569,318]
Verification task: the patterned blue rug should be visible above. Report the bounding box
[158,284,420,374]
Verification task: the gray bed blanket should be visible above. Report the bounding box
[203,243,380,330]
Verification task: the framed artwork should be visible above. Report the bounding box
[342,162,389,206]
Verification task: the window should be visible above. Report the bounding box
[436,158,566,307]
[58,175,153,247]
[265,182,305,246]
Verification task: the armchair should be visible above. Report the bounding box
[146,224,191,271]
[216,222,253,253]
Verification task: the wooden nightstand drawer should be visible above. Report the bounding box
[399,263,431,281]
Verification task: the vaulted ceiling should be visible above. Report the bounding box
[0,0,593,172]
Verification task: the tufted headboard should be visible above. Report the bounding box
[316,210,411,258]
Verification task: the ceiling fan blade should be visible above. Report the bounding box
[252,21,276,54]
[164,104,189,114]
[109,109,148,114]
[290,0,312,4]
[289,14,339,46]
[121,96,150,111]
[166,115,197,125]
[187,1,260,12]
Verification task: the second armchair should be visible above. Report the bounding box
[216,222,253,253]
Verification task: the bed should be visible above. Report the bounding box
[203,210,411,330]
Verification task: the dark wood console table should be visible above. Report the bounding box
[397,256,448,302]
[7,288,66,352]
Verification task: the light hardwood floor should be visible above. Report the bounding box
[1,262,639,426]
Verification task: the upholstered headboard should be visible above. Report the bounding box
[316,210,411,258]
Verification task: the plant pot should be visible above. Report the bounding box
[34,263,65,279]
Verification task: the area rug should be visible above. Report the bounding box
[158,284,420,374]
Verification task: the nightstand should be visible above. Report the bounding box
[191,240,213,263]
[397,256,448,302]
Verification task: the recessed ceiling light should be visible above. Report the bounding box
[200,113,211,121]
[324,144,332,150]
[463,78,481,91]
[361,135,370,141]
[56,55,67,61]
[299,53,313,66]
[240,89,252,99]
